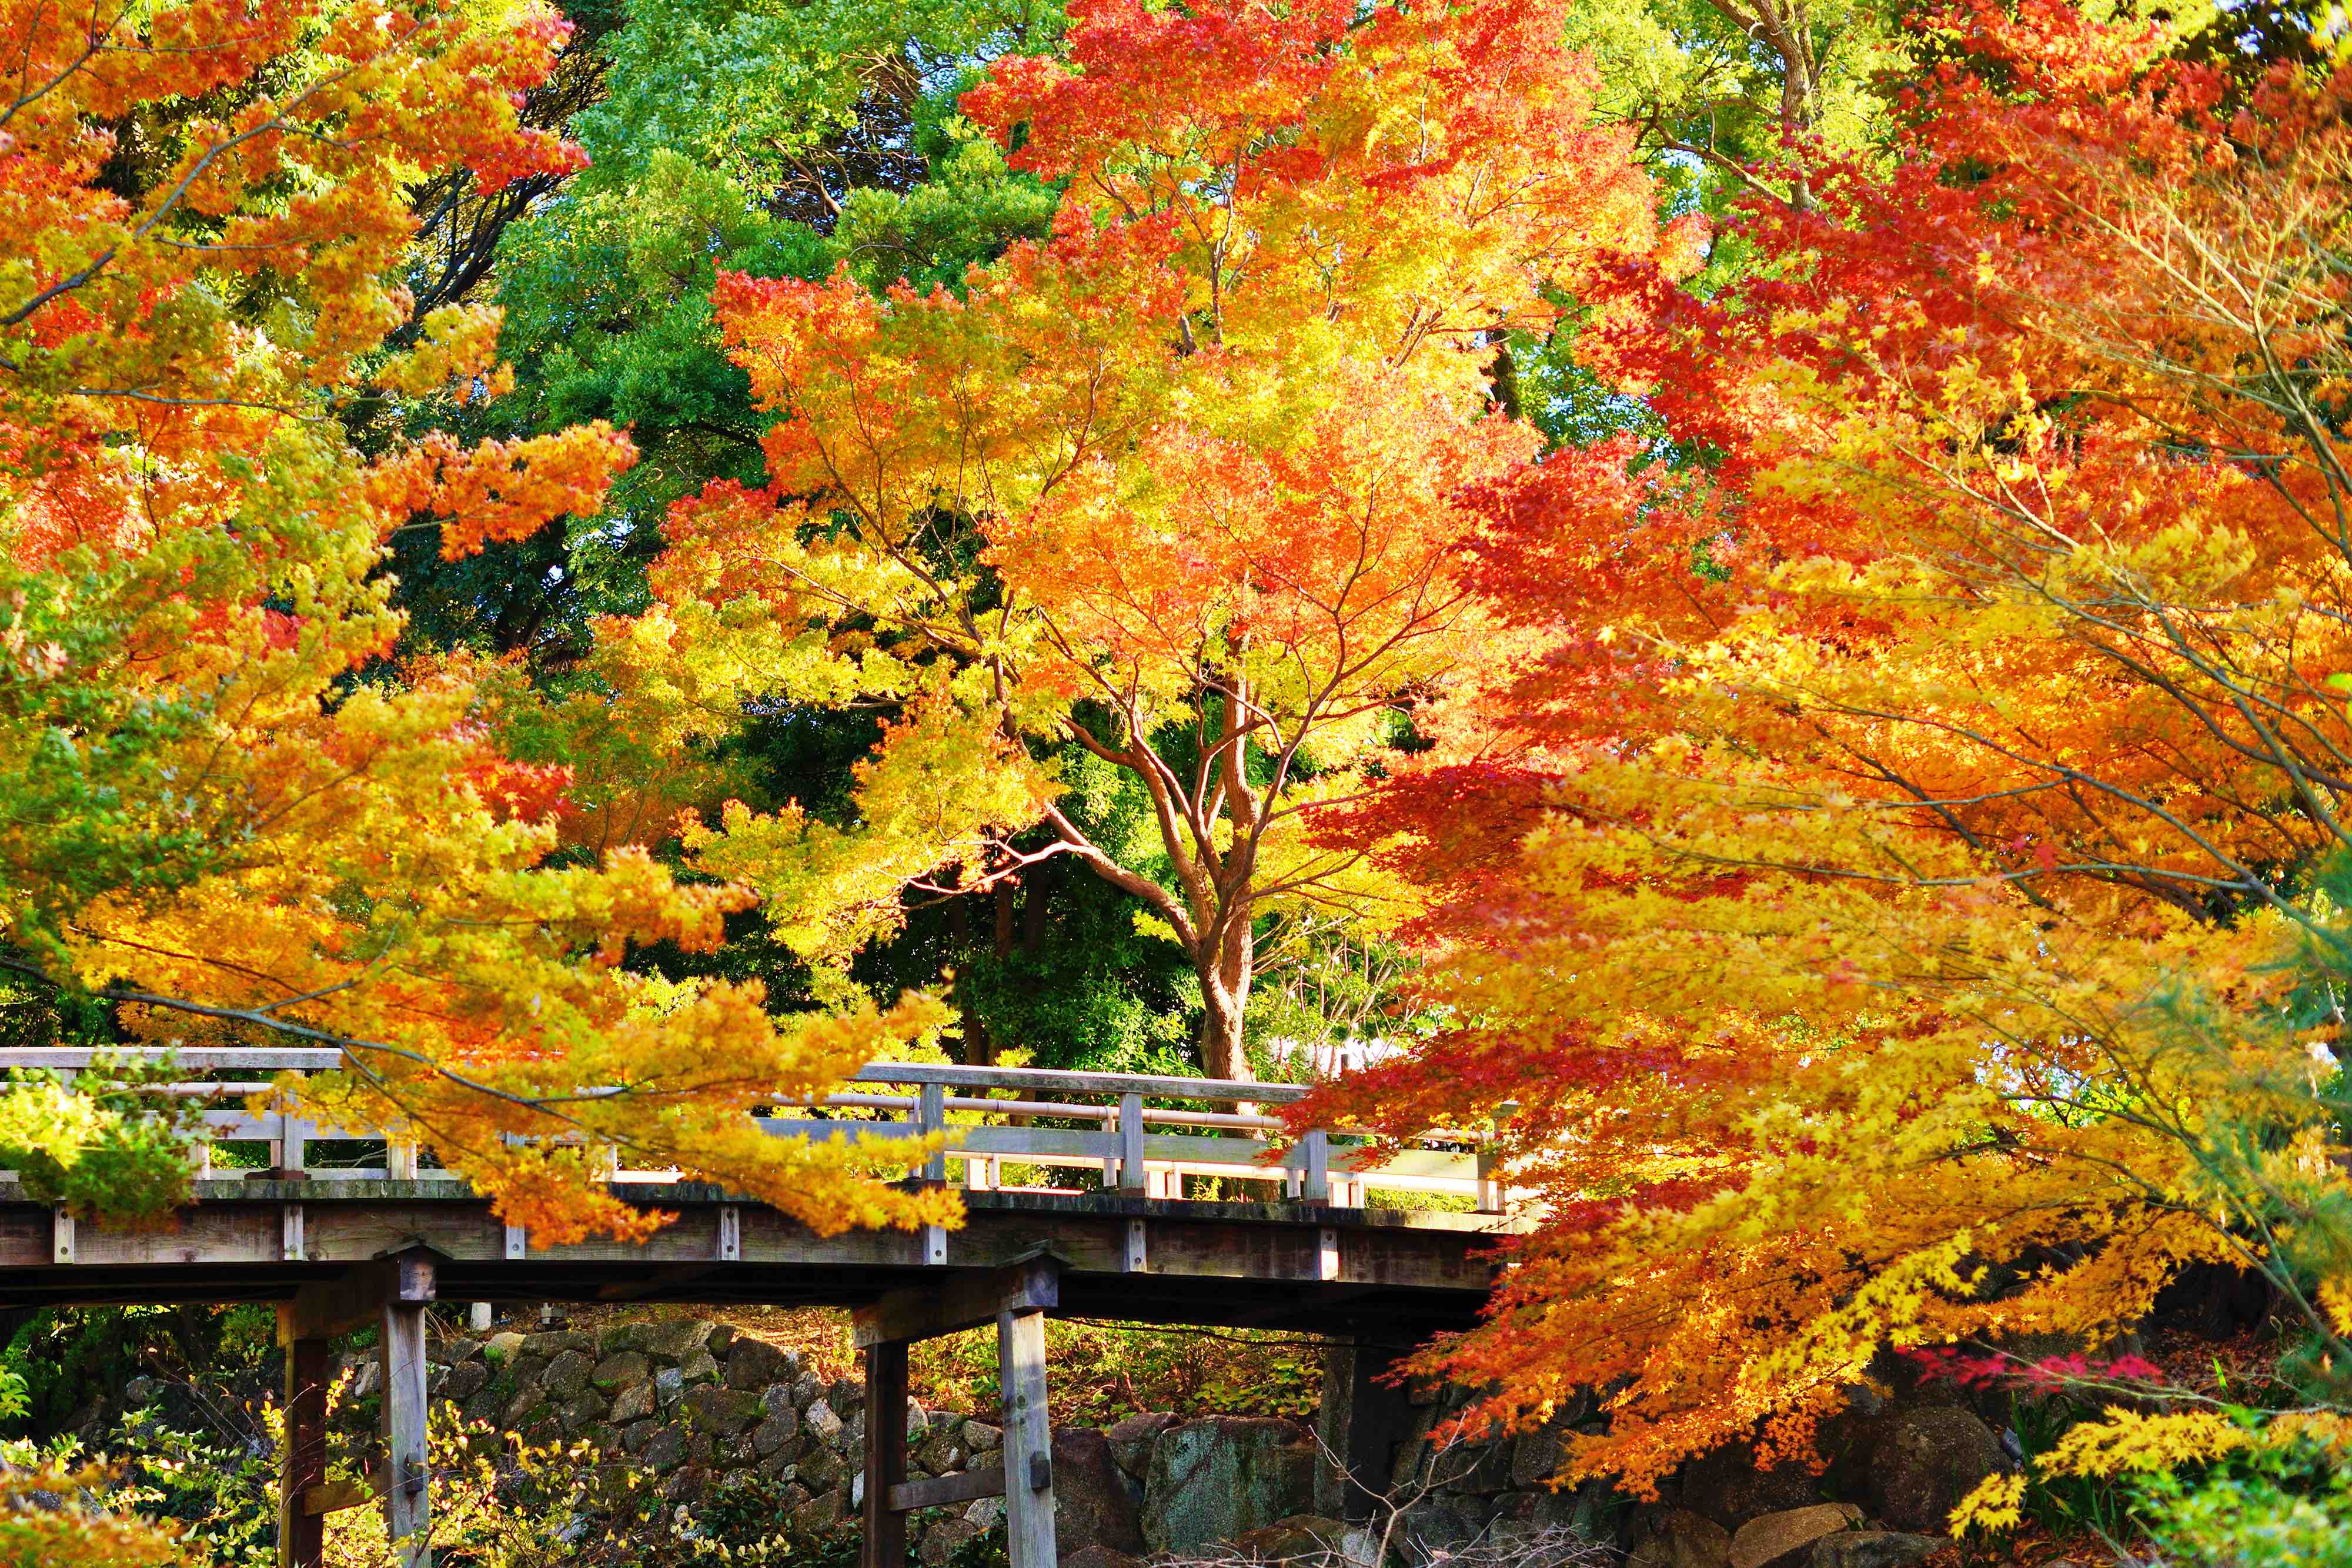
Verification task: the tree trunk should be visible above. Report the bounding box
[1195,915,1255,1081]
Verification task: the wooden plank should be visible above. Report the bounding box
[853,1255,1060,1348]
[861,1342,909,1568]
[74,1206,278,1266]
[944,1126,1120,1161]
[999,1303,1056,1568]
[887,1466,1006,1513]
[303,1477,378,1517]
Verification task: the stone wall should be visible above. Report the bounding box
[336,1319,1359,1568]
[332,1320,2002,1568]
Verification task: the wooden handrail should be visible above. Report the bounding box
[0,1045,1511,1212]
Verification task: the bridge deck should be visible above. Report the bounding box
[0,1051,1509,1567]
[0,1181,1509,1337]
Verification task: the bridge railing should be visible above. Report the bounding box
[0,1049,1506,1213]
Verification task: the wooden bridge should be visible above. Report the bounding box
[0,1049,1519,1568]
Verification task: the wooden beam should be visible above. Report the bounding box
[278,1326,330,1568]
[999,1303,1056,1568]
[280,1250,437,1340]
[861,1342,910,1568]
[303,1476,379,1517]
[852,1254,1060,1348]
[887,1466,1006,1513]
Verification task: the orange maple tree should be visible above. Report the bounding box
[0,0,953,1241]
[622,0,1675,1075]
[1298,0,2352,1502]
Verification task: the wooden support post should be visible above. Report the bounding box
[917,1082,948,1182]
[964,1153,997,1191]
[378,1256,435,1567]
[1475,1147,1505,1213]
[1116,1092,1145,1192]
[277,1320,331,1568]
[1301,1130,1331,1203]
[861,1340,910,1568]
[1314,1339,1416,1523]
[998,1300,1056,1568]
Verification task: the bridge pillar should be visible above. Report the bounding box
[861,1339,909,1568]
[1314,1338,1417,1523]
[853,1255,1063,1568]
[276,1322,330,1568]
[276,1248,439,1568]
[997,1293,1057,1568]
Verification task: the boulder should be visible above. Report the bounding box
[757,1407,802,1456]
[682,1384,763,1436]
[794,1488,844,1532]
[1232,1513,1351,1564]
[916,1427,966,1476]
[629,1318,720,1365]
[1053,1427,1147,1557]
[1434,1434,1517,1495]
[542,1349,594,1399]
[1626,1507,1732,1568]
[1061,1549,1144,1568]
[790,1369,826,1410]
[1142,1417,1318,1554]
[1676,1447,1822,1530]
[919,1518,983,1567]
[592,1352,651,1395]
[556,1390,609,1435]
[1394,1496,1486,1559]
[726,1337,795,1391]
[1104,1413,1177,1483]
[609,1380,656,1424]
[483,1330,527,1365]
[677,1349,721,1386]
[642,1424,689,1473]
[1865,1407,2002,1536]
[1512,1426,1571,1490]
[522,1329,595,1360]
[1728,1505,1863,1568]
[654,1366,687,1409]
[806,1398,845,1446]
[1810,1533,1949,1568]
[1486,1483,1624,1551]
[799,1444,845,1492]
[964,1419,1004,1454]
[441,1360,490,1405]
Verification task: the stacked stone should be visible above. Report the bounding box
[335,1318,2003,1568]
[337,1321,998,1564]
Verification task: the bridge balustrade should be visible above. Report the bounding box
[0,1048,1507,1212]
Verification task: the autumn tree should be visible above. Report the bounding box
[628,0,1672,1076]
[1298,0,2352,1508]
[0,0,956,1242]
